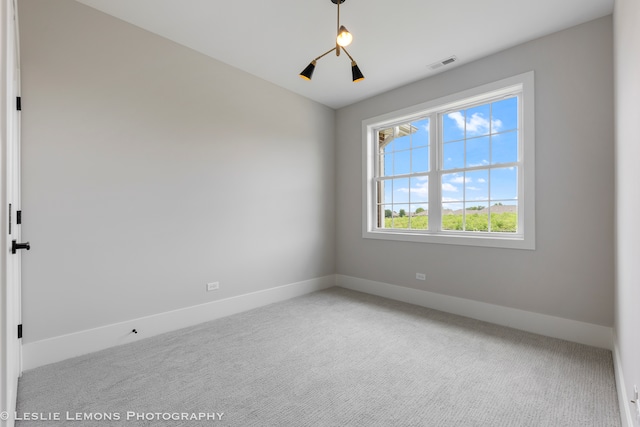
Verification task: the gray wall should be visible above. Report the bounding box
[19,0,616,349]
[614,0,640,422]
[336,16,614,327]
[19,0,336,343]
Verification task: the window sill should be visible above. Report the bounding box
[363,229,535,250]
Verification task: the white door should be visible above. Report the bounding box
[1,1,23,426]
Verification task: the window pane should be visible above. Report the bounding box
[410,176,428,203]
[443,111,464,142]
[442,173,464,202]
[391,205,410,228]
[490,167,517,201]
[465,104,492,137]
[394,133,411,151]
[492,131,518,165]
[392,178,410,204]
[443,140,464,170]
[491,97,518,132]
[410,203,428,230]
[411,147,429,173]
[394,150,411,176]
[412,118,430,148]
[411,203,428,215]
[465,202,489,232]
[490,202,518,233]
[380,204,393,228]
[442,202,463,230]
[465,169,488,202]
[382,152,393,176]
[466,136,490,168]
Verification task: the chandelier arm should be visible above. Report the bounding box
[314,46,338,61]
[340,46,355,62]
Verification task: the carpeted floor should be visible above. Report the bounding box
[16,287,620,426]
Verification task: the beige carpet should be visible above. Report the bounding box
[16,287,620,426]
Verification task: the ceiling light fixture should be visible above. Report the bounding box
[299,0,364,83]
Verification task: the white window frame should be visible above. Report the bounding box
[362,71,535,250]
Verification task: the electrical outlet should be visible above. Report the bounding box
[416,273,426,281]
[206,282,219,292]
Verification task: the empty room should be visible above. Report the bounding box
[1,0,639,426]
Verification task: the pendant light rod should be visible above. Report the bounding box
[336,0,340,55]
[337,0,340,34]
[335,0,341,55]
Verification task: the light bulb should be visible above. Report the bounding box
[336,25,353,47]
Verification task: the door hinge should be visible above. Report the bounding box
[17,210,22,224]
[17,324,22,339]
[16,96,21,111]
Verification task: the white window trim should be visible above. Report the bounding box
[362,71,535,250]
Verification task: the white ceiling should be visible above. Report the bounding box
[75,0,613,109]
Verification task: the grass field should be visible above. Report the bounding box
[384,212,517,232]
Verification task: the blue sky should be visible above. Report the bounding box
[380,96,519,213]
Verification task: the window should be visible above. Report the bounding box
[362,72,535,249]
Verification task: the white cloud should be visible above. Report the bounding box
[411,187,429,197]
[395,186,429,196]
[447,112,465,130]
[442,183,458,192]
[447,111,503,136]
[477,178,486,183]
[397,180,429,197]
[448,175,470,184]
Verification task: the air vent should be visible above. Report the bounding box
[427,56,457,71]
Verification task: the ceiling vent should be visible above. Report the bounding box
[427,56,457,71]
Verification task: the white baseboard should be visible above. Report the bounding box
[613,334,634,427]
[24,274,615,371]
[336,275,613,350]
[23,275,335,370]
